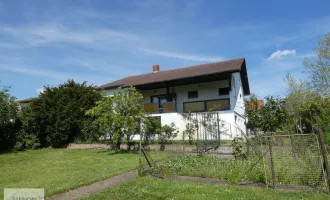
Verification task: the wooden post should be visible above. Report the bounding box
[268,134,276,188]
[317,128,330,191]
[217,112,221,146]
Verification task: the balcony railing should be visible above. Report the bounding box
[144,102,176,114]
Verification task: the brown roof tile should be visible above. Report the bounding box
[98,57,250,94]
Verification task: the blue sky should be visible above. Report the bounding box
[0,0,329,100]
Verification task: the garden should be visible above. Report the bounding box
[0,148,171,198]
[0,32,329,199]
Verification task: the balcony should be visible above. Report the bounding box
[144,102,176,114]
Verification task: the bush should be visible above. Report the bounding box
[231,137,246,159]
[20,80,102,147]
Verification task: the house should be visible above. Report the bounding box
[97,57,250,140]
[17,97,35,112]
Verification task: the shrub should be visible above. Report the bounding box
[231,137,246,159]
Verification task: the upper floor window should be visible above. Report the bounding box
[188,91,198,99]
[219,87,230,95]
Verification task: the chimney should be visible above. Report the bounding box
[152,65,160,73]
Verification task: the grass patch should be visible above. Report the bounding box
[150,154,326,188]
[0,148,171,198]
[83,177,330,200]
[151,155,264,184]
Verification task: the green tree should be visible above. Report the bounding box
[21,80,101,147]
[245,94,262,133]
[284,73,314,133]
[159,123,179,151]
[182,112,197,145]
[142,116,161,145]
[303,32,330,96]
[87,86,145,149]
[0,84,19,151]
[246,96,289,134]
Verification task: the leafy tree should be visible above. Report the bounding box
[0,84,19,151]
[245,94,262,133]
[142,116,161,145]
[284,73,314,133]
[182,112,197,145]
[159,123,179,151]
[246,96,289,134]
[21,80,101,147]
[299,96,330,143]
[87,86,145,149]
[303,32,330,96]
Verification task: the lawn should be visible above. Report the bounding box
[0,148,171,198]
[149,154,326,188]
[83,177,330,200]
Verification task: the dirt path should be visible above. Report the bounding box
[46,171,137,200]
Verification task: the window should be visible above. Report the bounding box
[206,99,230,111]
[151,95,174,112]
[184,101,205,112]
[219,87,230,95]
[188,91,198,99]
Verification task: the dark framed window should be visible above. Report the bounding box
[151,94,173,109]
[188,91,198,99]
[183,101,205,112]
[219,87,230,95]
[183,98,230,112]
[206,99,230,111]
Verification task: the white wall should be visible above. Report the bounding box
[106,72,247,140]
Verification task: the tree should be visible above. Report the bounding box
[87,86,145,149]
[182,112,197,145]
[303,32,330,96]
[158,123,179,151]
[142,116,161,145]
[245,96,289,134]
[284,73,314,133]
[245,94,262,133]
[21,80,102,147]
[0,84,19,151]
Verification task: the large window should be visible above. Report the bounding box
[151,95,174,112]
[184,101,205,112]
[188,91,198,99]
[184,98,230,112]
[206,99,230,111]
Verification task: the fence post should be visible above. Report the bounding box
[317,128,330,191]
[268,134,276,188]
[217,112,221,146]
[183,129,186,155]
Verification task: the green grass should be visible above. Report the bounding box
[0,148,171,198]
[150,155,264,184]
[83,177,330,200]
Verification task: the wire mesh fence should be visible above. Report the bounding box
[139,114,328,192]
[259,134,326,190]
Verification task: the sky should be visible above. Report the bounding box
[0,0,329,100]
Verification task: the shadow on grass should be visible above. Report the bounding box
[95,149,139,155]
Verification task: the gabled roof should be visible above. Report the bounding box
[98,57,250,95]
[17,97,35,104]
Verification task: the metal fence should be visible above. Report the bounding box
[139,116,328,192]
[259,134,326,190]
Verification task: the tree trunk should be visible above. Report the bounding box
[116,141,121,150]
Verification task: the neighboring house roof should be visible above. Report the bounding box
[98,57,250,95]
[246,100,264,110]
[17,97,35,104]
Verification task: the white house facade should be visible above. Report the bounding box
[98,58,250,141]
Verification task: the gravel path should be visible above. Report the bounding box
[46,171,137,200]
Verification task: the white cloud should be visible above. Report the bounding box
[139,48,224,62]
[36,88,44,94]
[267,49,296,60]
[0,25,139,47]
